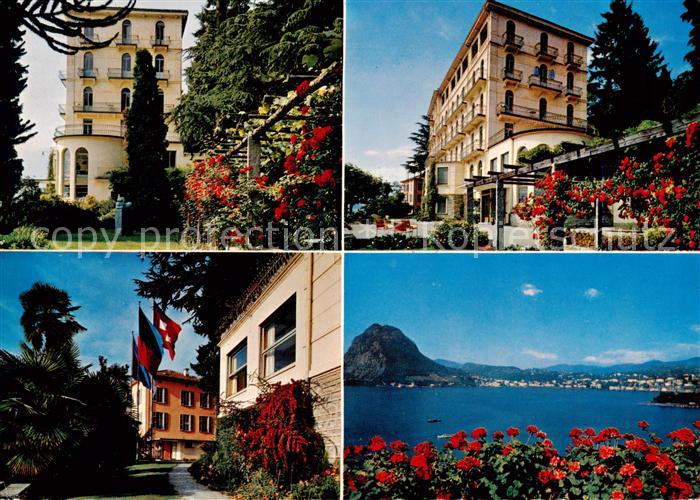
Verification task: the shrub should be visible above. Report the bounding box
[236,469,279,500]
[290,471,340,499]
[0,226,48,249]
[429,220,478,250]
[365,233,424,250]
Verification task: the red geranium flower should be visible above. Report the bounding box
[471,427,487,440]
[506,427,520,437]
[611,490,624,500]
[619,463,636,476]
[375,470,396,485]
[368,435,386,452]
[295,80,310,97]
[599,446,615,459]
[637,421,649,430]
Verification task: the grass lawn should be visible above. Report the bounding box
[48,229,187,251]
[67,462,179,499]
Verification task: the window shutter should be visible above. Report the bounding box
[164,413,169,430]
[180,414,184,431]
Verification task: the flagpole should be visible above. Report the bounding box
[133,331,140,462]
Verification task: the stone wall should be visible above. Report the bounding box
[311,366,341,465]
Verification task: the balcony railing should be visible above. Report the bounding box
[564,85,583,98]
[528,74,563,92]
[502,67,522,82]
[151,36,171,47]
[461,105,485,132]
[78,68,98,78]
[156,70,170,80]
[565,53,583,68]
[489,128,515,147]
[461,140,485,160]
[496,102,588,130]
[54,125,125,138]
[74,103,126,113]
[500,32,524,50]
[535,43,559,60]
[108,68,134,79]
[116,35,139,46]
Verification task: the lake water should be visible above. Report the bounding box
[345,386,696,449]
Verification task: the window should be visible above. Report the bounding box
[506,20,515,37]
[436,196,447,214]
[121,88,131,111]
[479,59,484,78]
[567,72,574,90]
[200,393,213,409]
[504,90,514,111]
[567,41,574,56]
[168,150,177,167]
[505,54,515,73]
[121,53,131,74]
[157,89,165,113]
[181,390,194,407]
[155,55,165,73]
[83,87,93,108]
[155,21,165,42]
[539,98,547,120]
[518,186,528,203]
[227,339,247,395]
[180,414,194,432]
[471,41,478,57]
[62,149,71,184]
[540,32,548,49]
[82,119,93,135]
[261,295,296,376]
[477,161,483,176]
[155,387,168,404]
[154,412,168,430]
[199,416,213,434]
[84,26,95,40]
[500,152,510,170]
[539,64,548,82]
[567,104,574,126]
[83,52,94,74]
[75,148,88,175]
[437,166,448,185]
[480,25,487,44]
[504,122,514,138]
[122,20,132,41]
[76,185,88,198]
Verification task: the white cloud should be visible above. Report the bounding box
[363,149,380,157]
[582,349,664,366]
[523,348,558,361]
[362,144,413,159]
[691,325,700,334]
[521,283,542,297]
[584,288,601,299]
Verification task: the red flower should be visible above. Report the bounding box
[493,431,504,440]
[468,441,482,453]
[410,454,432,480]
[637,421,649,430]
[537,469,554,484]
[625,477,643,495]
[665,137,677,148]
[568,461,580,473]
[375,470,396,485]
[368,435,386,452]
[502,445,513,456]
[471,427,487,440]
[314,169,335,187]
[593,464,607,475]
[390,452,408,464]
[542,439,553,448]
[619,463,636,476]
[668,428,695,445]
[300,105,310,115]
[389,440,408,451]
[611,490,624,500]
[599,446,615,459]
[455,456,481,471]
[295,80,310,96]
[506,427,519,437]
[526,425,539,434]
[296,199,306,208]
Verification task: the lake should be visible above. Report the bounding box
[344,386,696,449]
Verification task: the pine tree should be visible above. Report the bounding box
[588,0,671,137]
[402,115,430,176]
[673,0,700,114]
[0,16,36,230]
[124,50,174,230]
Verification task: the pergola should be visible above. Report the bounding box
[462,115,698,250]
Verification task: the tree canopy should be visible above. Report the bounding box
[402,115,430,175]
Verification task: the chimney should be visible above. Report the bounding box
[184,368,189,377]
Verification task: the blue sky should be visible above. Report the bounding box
[345,0,693,182]
[0,252,205,373]
[344,254,700,368]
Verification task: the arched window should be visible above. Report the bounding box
[539,98,547,120]
[540,32,548,49]
[83,52,94,71]
[479,93,484,112]
[83,87,93,108]
[157,89,165,113]
[539,64,548,82]
[505,54,515,72]
[567,104,574,126]
[155,55,165,73]
[75,148,88,176]
[62,149,71,180]
[477,160,483,176]
[155,21,165,42]
[505,90,514,111]
[121,88,131,111]
[567,72,574,89]
[506,20,515,39]
[518,146,528,160]
[122,20,132,41]
[480,59,484,78]
[121,53,131,73]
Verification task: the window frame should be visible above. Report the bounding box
[436,166,449,185]
[181,390,195,407]
[227,339,248,395]
[180,414,194,433]
[260,295,297,378]
[153,411,169,430]
[199,415,213,434]
[155,386,168,404]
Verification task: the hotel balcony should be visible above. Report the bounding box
[151,36,171,48]
[461,140,485,162]
[461,105,485,133]
[535,43,558,62]
[502,67,522,86]
[565,53,584,69]
[156,70,171,81]
[116,35,139,47]
[54,124,125,138]
[78,68,98,79]
[488,128,515,147]
[564,85,583,101]
[500,32,524,52]
[108,68,133,79]
[445,129,465,150]
[528,74,563,93]
[496,102,588,130]
[464,70,486,101]
[74,103,126,113]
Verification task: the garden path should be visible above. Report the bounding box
[169,463,230,499]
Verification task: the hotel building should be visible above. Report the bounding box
[132,369,216,461]
[426,0,593,221]
[54,7,189,201]
[218,254,342,464]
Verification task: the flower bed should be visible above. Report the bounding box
[344,422,699,499]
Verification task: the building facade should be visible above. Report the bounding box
[132,369,216,461]
[401,175,424,213]
[426,0,593,221]
[54,7,189,201]
[218,254,342,464]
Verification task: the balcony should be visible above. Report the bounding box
[500,32,524,52]
[565,53,584,69]
[108,68,133,79]
[461,141,485,161]
[74,103,126,113]
[156,70,171,81]
[488,128,515,147]
[445,130,465,149]
[461,105,485,133]
[535,43,558,62]
[151,36,171,47]
[116,35,139,47]
[564,85,583,101]
[496,102,588,130]
[502,67,522,85]
[464,71,486,101]
[528,74,563,93]
[54,125,125,138]
[78,68,98,79]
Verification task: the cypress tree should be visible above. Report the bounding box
[588,0,671,137]
[402,115,430,176]
[0,15,35,230]
[124,50,173,229]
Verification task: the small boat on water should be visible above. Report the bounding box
[427,418,441,423]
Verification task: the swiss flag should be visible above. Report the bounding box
[153,303,182,360]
